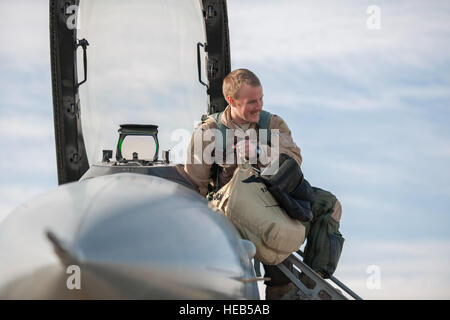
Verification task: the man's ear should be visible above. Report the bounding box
[227,95,234,106]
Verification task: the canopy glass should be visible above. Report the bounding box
[76,0,208,164]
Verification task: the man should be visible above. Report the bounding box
[184,68,303,299]
[185,68,302,196]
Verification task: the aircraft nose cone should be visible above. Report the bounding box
[0,172,259,299]
[69,173,251,299]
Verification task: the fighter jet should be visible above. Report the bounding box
[0,0,262,300]
[0,0,361,300]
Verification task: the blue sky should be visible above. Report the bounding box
[1,0,449,299]
[225,0,450,298]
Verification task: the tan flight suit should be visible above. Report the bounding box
[183,105,306,298]
[184,105,303,197]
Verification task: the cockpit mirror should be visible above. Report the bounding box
[116,124,159,162]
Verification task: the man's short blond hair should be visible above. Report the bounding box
[222,69,261,100]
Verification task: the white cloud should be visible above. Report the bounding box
[0,113,57,178]
[0,0,50,71]
[256,239,450,300]
[335,240,450,299]
[309,158,416,192]
[0,114,54,140]
[265,81,450,113]
[228,0,450,66]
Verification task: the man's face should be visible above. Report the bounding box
[229,84,263,124]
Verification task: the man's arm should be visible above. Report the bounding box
[184,121,216,197]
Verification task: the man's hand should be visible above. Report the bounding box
[234,138,258,162]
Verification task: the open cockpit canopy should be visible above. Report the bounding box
[50,0,231,184]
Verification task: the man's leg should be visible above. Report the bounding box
[263,260,293,300]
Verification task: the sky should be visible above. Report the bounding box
[0,0,449,299]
